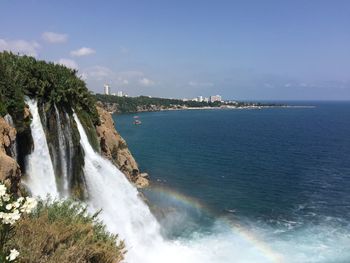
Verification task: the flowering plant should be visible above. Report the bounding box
[0,183,37,262]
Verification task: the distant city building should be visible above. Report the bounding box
[192,97,198,102]
[198,96,203,102]
[182,98,188,101]
[104,84,110,95]
[204,97,209,103]
[117,91,123,97]
[210,95,222,102]
[112,93,116,96]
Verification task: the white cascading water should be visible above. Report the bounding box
[25,99,59,198]
[54,105,69,197]
[21,102,349,263]
[73,114,273,263]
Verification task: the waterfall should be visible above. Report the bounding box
[73,114,245,263]
[3,114,17,160]
[54,105,69,197]
[73,113,163,261]
[24,99,59,198]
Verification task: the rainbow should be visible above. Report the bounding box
[147,185,284,263]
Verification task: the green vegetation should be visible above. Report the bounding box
[95,94,282,113]
[6,199,125,263]
[95,94,214,113]
[0,52,102,199]
[0,52,99,126]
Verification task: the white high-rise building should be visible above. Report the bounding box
[210,95,222,102]
[198,96,203,102]
[104,84,110,95]
[117,91,123,97]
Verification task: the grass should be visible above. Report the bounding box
[6,199,125,263]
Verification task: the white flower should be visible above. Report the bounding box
[1,210,21,225]
[21,197,37,214]
[0,184,6,197]
[11,209,20,221]
[6,249,19,261]
[6,204,12,210]
[3,194,10,202]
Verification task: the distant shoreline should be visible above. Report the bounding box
[95,94,316,115]
[109,104,316,115]
[161,105,316,111]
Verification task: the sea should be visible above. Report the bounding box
[114,101,350,263]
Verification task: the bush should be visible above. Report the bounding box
[0,51,99,125]
[0,183,37,262]
[6,199,125,263]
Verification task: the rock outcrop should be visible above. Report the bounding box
[0,116,21,194]
[95,104,149,188]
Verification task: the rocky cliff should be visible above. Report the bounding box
[0,116,21,194]
[95,104,149,188]
[0,102,148,198]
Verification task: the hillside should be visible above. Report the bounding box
[0,52,149,262]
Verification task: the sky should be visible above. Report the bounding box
[1,0,350,100]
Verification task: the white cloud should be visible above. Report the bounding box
[188,81,214,87]
[56,58,78,70]
[82,66,113,80]
[70,47,96,57]
[82,66,155,89]
[0,39,40,57]
[139,77,155,86]
[42,32,68,43]
[117,71,144,78]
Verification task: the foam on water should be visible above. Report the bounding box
[22,102,350,263]
[73,113,277,263]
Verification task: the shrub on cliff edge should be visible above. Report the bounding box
[6,199,125,263]
[0,51,99,126]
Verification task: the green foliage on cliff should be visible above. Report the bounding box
[0,52,99,125]
[6,199,125,263]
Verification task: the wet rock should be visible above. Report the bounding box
[0,117,21,194]
[95,106,149,188]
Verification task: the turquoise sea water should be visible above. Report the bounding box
[114,102,350,262]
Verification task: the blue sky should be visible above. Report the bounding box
[1,0,350,100]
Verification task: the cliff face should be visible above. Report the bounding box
[0,102,148,199]
[95,105,149,188]
[0,116,21,194]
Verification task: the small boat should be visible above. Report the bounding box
[133,119,142,125]
[133,116,139,119]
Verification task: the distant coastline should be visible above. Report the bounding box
[95,94,314,114]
